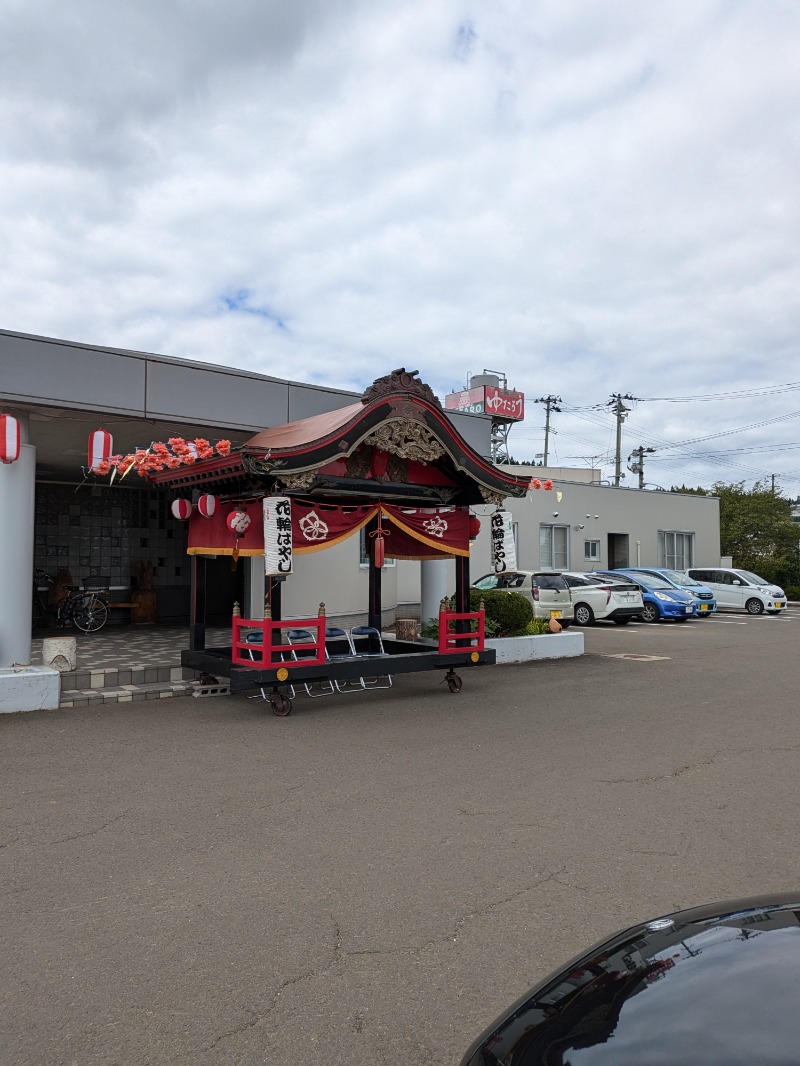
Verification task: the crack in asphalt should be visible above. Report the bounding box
[599,744,800,785]
[1,807,133,849]
[197,874,565,1055]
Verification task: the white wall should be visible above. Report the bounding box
[469,481,720,573]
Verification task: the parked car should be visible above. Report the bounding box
[473,571,575,626]
[460,893,800,1066]
[594,569,696,622]
[626,567,717,617]
[560,571,644,626]
[685,567,787,615]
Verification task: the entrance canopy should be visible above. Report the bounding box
[149,367,531,513]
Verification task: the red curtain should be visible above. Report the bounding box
[186,501,469,557]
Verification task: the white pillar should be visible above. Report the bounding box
[245,556,265,618]
[0,416,35,666]
[420,558,450,628]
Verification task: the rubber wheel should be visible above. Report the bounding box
[447,675,463,693]
[745,598,764,615]
[574,603,594,627]
[640,603,660,623]
[73,600,109,633]
[613,617,631,625]
[269,693,292,716]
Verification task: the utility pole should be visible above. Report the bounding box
[628,445,656,489]
[534,395,561,466]
[607,393,636,487]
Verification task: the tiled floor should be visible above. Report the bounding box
[31,624,232,671]
[29,625,233,708]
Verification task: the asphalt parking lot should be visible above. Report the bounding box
[2,605,799,1065]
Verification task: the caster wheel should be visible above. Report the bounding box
[269,693,292,716]
[446,675,463,693]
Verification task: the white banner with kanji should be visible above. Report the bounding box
[491,509,517,573]
[264,496,293,575]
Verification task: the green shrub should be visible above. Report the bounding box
[420,589,532,639]
[469,588,533,637]
[523,618,552,635]
[784,585,800,601]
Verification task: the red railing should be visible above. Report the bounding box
[232,616,326,668]
[438,608,485,654]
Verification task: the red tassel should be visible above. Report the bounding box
[374,536,385,568]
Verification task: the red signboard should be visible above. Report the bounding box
[444,386,486,414]
[444,386,524,421]
[483,386,524,420]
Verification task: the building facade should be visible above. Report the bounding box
[1,328,721,667]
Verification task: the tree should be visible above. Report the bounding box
[674,480,799,582]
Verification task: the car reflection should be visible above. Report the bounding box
[461,896,800,1065]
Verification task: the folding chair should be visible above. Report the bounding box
[324,627,356,693]
[287,628,336,697]
[243,630,296,701]
[349,625,393,689]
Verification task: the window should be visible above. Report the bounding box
[539,524,569,569]
[658,531,694,569]
[584,539,601,562]
[359,528,395,567]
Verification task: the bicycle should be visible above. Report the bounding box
[57,584,110,633]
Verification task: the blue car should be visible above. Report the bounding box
[626,567,717,617]
[594,569,697,622]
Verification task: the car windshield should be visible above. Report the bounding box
[535,575,567,590]
[629,574,673,591]
[662,569,701,587]
[473,575,499,590]
[735,570,768,585]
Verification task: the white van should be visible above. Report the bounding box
[685,568,787,615]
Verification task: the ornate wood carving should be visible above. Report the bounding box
[479,486,507,506]
[279,470,318,492]
[361,368,442,409]
[242,454,278,475]
[363,420,446,463]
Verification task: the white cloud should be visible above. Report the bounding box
[2,0,800,488]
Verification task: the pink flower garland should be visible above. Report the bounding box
[95,438,233,478]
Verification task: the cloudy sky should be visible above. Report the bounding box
[3,0,800,492]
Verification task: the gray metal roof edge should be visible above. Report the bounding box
[0,326,360,399]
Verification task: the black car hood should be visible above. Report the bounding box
[461,894,800,1066]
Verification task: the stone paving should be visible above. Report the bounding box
[30,625,233,707]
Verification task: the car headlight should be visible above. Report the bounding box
[654,591,672,601]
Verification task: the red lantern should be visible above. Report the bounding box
[226,510,251,535]
[469,515,481,540]
[0,414,20,464]
[171,498,193,520]
[88,428,112,472]
[197,494,218,518]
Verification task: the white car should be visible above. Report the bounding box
[685,567,787,615]
[561,571,644,626]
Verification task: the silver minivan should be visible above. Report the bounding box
[685,567,787,615]
[473,570,575,626]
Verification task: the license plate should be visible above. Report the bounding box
[775,601,785,608]
[685,606,692,613]
[550,610,562,619]
[699,604,709,611]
